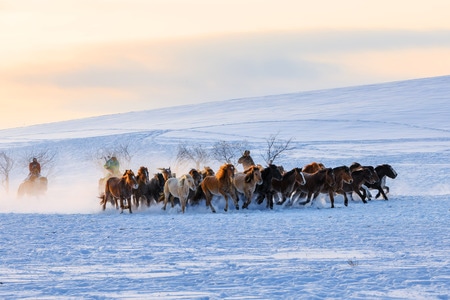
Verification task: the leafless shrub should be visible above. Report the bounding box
[210,140,249,165]
[261,133,293,165]
[0,151,14,193]
[94,142,134,171]
[20,148,57,177]
[176,142,210,170]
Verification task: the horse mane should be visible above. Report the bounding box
[216,163,233,179]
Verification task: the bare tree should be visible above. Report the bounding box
[94,142,134,172]
[211,140,249,165]
[176,142,210,170]
[0,151,14,193]
[261,133,293,165]
[20,148,57,177]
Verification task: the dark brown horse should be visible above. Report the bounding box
[315,165,353,208]
[100,170,139,213]
[363,164,398,200]
[199,163,238,213]
[292,168,335,206]
[147,173,166,204]
[200,166,215,178]
[132,166,150,208]
[340,167,379,204]
[271,168,306,205]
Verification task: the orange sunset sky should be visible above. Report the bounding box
[1,0,450,129]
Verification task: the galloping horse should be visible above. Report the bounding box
[147,173,166,204]
[162,174,196,213]
[315,165,353,208]
[233,165,263,209]
[363,164,398,200]
[254,164,283,209]
[341,167,379,204]
[100,170,139,213]
[237,150,256,171]
[292,168,336,206]
[132,166,150,207]
[200,163,238,213]
[271,168,306,205]
[17,175,48,197]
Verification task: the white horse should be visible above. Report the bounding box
[162,174,196,213]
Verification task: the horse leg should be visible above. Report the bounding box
[180,196,186,213]
[223,194,229,212]
[299,191,314,206]
[328,191,335,208]
[204,190,216,213]
[256,193,264,205]
[100,194,107,210]
[127,197,133,213]
[354,188,368,203]
[229,189,239,210]
[378,186,389,200]
[119,197,124,213]
[162,193,170,210]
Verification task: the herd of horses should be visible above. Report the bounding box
[99,151,398,214]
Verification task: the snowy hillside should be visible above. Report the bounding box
[0,75,449,299]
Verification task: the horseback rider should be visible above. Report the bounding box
[28,157,41,181]
[104,156,121,177]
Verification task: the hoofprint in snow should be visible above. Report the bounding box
[0,76,449,299]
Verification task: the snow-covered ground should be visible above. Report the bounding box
[0,75,449,299]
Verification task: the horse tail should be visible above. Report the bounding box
[99,194,106,206]
[190,184,205,205]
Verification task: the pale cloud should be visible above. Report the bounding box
[1,0,450,128]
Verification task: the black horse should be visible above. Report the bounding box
[254,164,283,209]
[363,164,398,200]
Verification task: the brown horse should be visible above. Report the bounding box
[340,167,379,204]
[237,150,256,171]
[17,175,48,197]
[132,166,150,208]
[271,167,306,205]
[292,168,335,206]
[302,162,326,173]
[100,170,139,213]
[200,163,238,213]
[315,165,353,208]
[233,165,263,209]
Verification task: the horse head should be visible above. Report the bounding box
[339,166,353,184]
[244,165,263,185]
[123,170,139,189]
[294,168,306,185]
[137,166,150,184]
[379,164,398,179]
[324,168,336,187]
